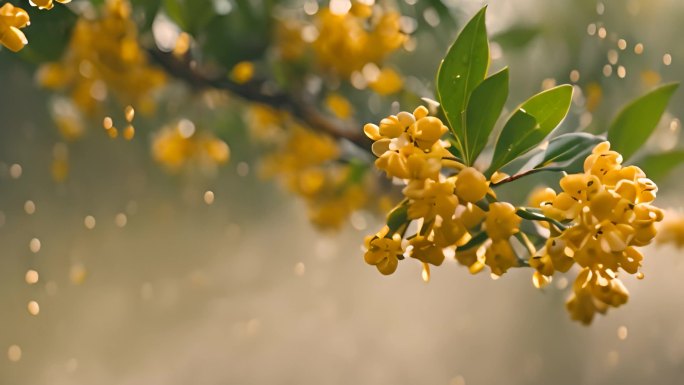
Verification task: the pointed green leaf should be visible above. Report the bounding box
[436,6,489,163]
[386,203,409,235]
[638,150,684,183]
[16,3,77,63]
[458,231,488,251]
[492,25,541,49]
[488,85,573,173]
[533,133,604,169]
[608,83,679,160]
[465,67,509,164]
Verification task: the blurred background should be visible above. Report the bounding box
[1,0,684,384]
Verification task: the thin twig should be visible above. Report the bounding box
[491,166,565,186]
[147,48,371,149]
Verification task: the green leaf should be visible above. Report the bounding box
[163,0,216,33]
[608,83,679,160]
[136,0,163,31]
[492,25,541,49]
[488,85,573,173]
[386,203,409,235]
[638,150,684,183]
[436,6,489,163]
[464,67,509,164]
[16,3,77,63]
[532,133,604,169]
[458,231,488,251]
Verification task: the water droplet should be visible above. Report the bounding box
[25,270,39,285]
[7,345,21,362]
[421,263,430,283]
[617,325,628,340]
[27,300,40,316]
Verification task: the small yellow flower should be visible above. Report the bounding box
[409,236,445,266]
[432,217,469,248]
[365,107,451,180]
[29,0,71,11]
[583,141,622,179]
[454,167,488,203]
[0,3,30,52]
[529,237,574,276]
[364,227,404,275]
[403,178,458,220]
[528,187,556,208]
[485,239,518,276]
[454,246,486,274]
[407,116,448,149]
[484,202,521,241]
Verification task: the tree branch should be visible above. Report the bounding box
[147,49,371,150]
[491,166,565,186]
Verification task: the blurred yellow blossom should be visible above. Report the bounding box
[152,120,230,173]
[260,123,371,229]
[246,104,286,142]
[313,4,405,77]
[36,0,166,119]
[369,67,404,95]
[325,93,354,119]
[230,61,255,84]
[657,211,684,248]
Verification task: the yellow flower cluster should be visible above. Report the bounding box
[530,142,663,324]
[363,106,525,277]
[260,122,367,229]
[37,0,166,116]
[0,3,29,52]
[151,120,230,173]
[312,2,405,78]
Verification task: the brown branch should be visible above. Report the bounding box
[491,166,565,186]
[147,49,371,150]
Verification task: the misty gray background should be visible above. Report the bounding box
[1,0,684,384]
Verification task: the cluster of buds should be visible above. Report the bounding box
[529,142,663,323]
[363,106,526,278]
